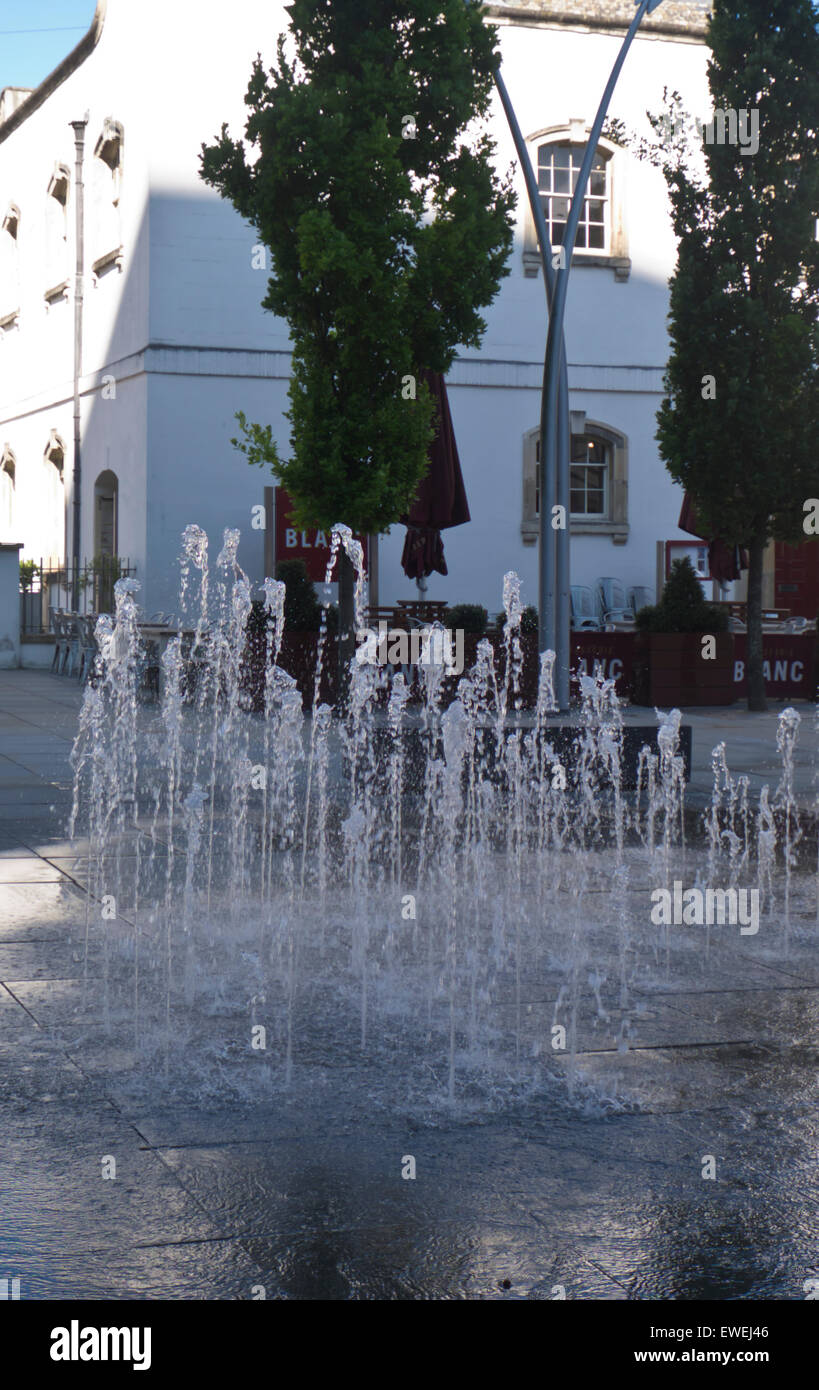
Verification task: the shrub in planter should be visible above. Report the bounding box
[446,603,487,634]
[635,557,728,634]
[275,559,338,633]
[634,558,733,706]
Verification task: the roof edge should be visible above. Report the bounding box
[0,1,108,146]
[485,2,709,41]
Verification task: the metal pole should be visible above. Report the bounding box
[556,380,570,707]
[492,67,570,661]
[70,116,88,612]
[545,0,656,708]
[263,484,275,578]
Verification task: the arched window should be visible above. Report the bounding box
[45,164,70,303]
[94,469,118,556]
[0,205,20,328]
[0,445,15,540]
[522,418,629,545]
[92,119,124,278]
[43,431,67,562]
[523,124,629,281]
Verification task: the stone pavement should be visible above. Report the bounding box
[0,670,817,1300]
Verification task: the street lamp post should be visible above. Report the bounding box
[492,67,570,663]
[546,0,666,708]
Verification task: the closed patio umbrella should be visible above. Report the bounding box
[400,369,470,580]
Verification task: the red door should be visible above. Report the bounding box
[774,538,819,620]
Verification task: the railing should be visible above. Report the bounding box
[19,557,136,635]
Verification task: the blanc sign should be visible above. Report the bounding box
[275,487,368,583]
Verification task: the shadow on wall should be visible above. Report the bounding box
[79,188,295,614]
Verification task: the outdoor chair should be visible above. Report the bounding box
[596,577,635,627]
[627,585,653,618]
[50,610,69,673]
[62,615,83,678]
[570,585,601,631]
[77,615,99,683]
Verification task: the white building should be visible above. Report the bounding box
[0,0,718,626]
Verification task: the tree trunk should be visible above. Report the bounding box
[745,534,768,712]
[336,547,357,709]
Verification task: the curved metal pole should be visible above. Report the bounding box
[493,66,569,664]
[545,0,656,707]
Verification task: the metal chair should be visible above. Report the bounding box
[62,615,82,677]
[627,585,653,617]
[570,585,601,631]
[50,610,68,672]
[77,615,99,683]
[596,577,634,627]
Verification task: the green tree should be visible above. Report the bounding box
[643,0,819,710]
[200,0,515,684]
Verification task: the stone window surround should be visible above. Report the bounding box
[0,444,14,537]
[522,417,629,545]
[522,123,630,281]
[1,204,20,323]
[91,117,124,281]
[2,203,19,238]
[44,430,66,478]
[45,163,71,305]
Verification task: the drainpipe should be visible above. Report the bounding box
[69,115,88,610]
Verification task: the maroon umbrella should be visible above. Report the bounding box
[400,369,470,580]
[678,492,747,585]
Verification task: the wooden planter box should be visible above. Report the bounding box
[634,631,735,707]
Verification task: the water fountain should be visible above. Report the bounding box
[66,525,817,1111]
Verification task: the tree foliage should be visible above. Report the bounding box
[633,0,819,707]
[200,0,515,535]
[649,1,819,548]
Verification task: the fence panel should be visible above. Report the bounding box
[19,558,136,635]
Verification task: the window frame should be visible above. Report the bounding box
[570,434,610,518]
[537,143,610,255]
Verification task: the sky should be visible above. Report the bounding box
[0,0,97,93]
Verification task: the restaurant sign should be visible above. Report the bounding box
[274,487,368,583]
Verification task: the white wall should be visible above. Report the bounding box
[144,366,290,613]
